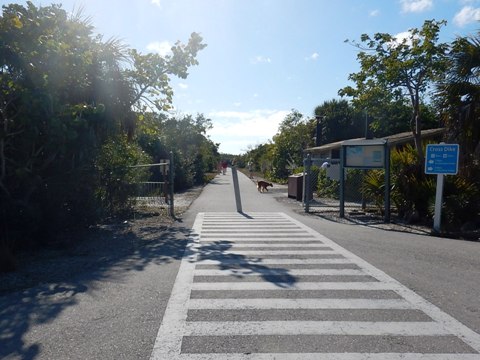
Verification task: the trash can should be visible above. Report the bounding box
[288,174,303,201]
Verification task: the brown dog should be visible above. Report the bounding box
[257,180,273,193]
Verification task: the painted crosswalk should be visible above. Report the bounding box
[150,212,480,359]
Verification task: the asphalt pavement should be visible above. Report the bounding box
[3,167,480,359]
[150,168,480,359]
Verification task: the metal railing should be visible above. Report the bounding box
[130,152,175,216]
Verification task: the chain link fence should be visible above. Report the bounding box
[303,157,374,215]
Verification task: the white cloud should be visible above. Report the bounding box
[146,41,172,56]
[306,52,320,61]
[207,109,289,154]
[400,0,433,13]
[394,31,414,43]
[370,9,381,17]
[178,83,188,89]
[453,6,480,27]
[151,0,161,8]
[388,31,419,48]
[250,55,272,64]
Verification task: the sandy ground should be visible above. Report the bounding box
[0,186,204,295]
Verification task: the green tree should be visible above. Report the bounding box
[137,113,219,190]
[271,110,313,180]
[313,99,364,144]
[435,30,480,228]
[436,30,480,178]
[240,142,275,177]
[0,2,206,271]
[0,2,106,269]
[127,32,206,112]
[340,19,449,163]
[95,135,151,216]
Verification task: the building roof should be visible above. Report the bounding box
[304,128,444,154]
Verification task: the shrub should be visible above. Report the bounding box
[360,169,386,213]
[317,168,340,199]
[405,173,436,220]
[439,176,480,230]
[390,144,420,217]
[95,136,151,217]
[357,145,437,221]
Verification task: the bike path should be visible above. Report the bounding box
[150,170,480,358]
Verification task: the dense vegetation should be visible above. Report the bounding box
[239,20,479,233]
[1,3,478,272]
[0,2,219,271]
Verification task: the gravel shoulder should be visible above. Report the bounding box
[0,185,204,295]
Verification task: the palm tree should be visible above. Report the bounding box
[437,30,480,178]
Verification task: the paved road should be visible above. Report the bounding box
[151,169,480,358]
[2,168,479,359]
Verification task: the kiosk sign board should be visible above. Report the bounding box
[425,144,459,175]
[340,139,390,222]
[343,139,386,169]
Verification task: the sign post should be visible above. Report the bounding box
[425,143,459,233]
[341,139,390,222]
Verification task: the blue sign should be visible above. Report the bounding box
[425,144,459,175]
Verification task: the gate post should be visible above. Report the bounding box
[169,151,174,217]
[340,146,345,218]
[384,144,390,223]
[304,153,312,213]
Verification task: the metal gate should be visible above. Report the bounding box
[131,152,175,216]
[303,155,370,214]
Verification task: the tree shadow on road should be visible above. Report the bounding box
[193,240,298,288]
[0,216,191,359]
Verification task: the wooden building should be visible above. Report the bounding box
[304,128,445,160]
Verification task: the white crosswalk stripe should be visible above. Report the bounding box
[187,298,413,309]
[150,212,480,359]
[183,321,452,336]
[193,268,363,276]
[191,281,396,291]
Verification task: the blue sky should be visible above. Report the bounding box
[3,0,480,154]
